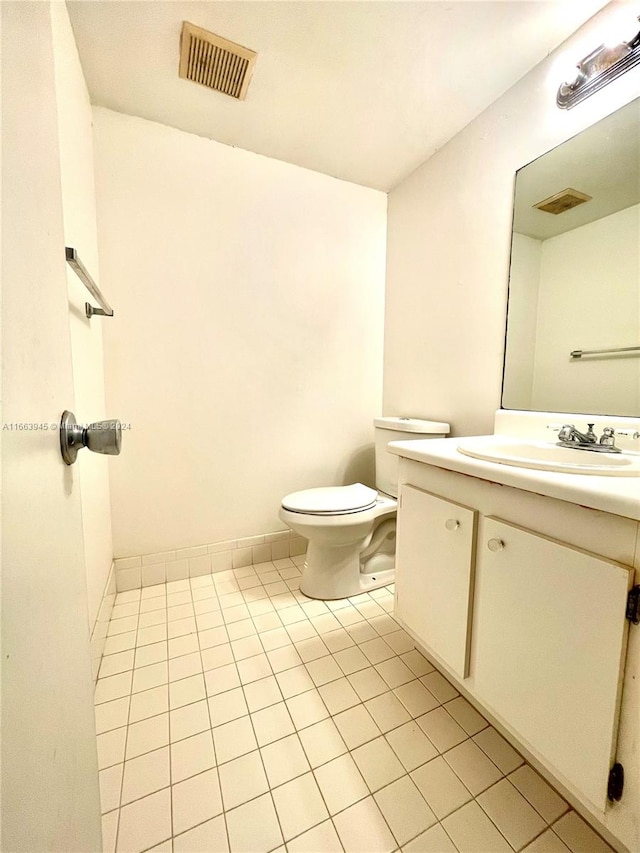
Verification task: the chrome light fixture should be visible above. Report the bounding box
[557,16,640,109]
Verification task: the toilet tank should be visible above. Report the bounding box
[373,417,450,498]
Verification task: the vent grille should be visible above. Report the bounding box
[179,22,256,100]
[533,188,592,215]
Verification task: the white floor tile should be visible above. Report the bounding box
[275,665,315,698]
[172,768,223,835]
[420,670,459,704]
[99,763,123,813]
[314,752,369,814]
[95,696,130,735]
[473,726,524,774]
[170,699,211,743]
[272,771,329,841]
[243,674,283,712]
[171,730,216,783]
[333,796,396,853]
[374,775,437,846]
[416,707,467,753]
[298,718,348,768]
[251,701,295,746]
[121,747,170,805]
[126,713,169,759]
[95,672,133,705]
[333,703,381,749]
[385,720,438,772]
[317,677,360,714]
[443,738,503,796]
[169,673,206,709]
[129,686,169,723]
[218,749,269,810]
[285,689,330,730]
[478,779,546,850]
[260,733,311,788]
[117,788,172,853]
[352,736,406,792]
[286,819,342,853]
[200,643,234,671]
[96,572,587,853]
[225,793,284,853]
[173,815,229,853]
[365,691,411,733]
[509,765,568,824]
[442,800,512,853]
[168,652,203,682]
[394,680,440,717]
[444,696,488,736]
[403,822,458,853]
[411,756,472,819]
[205,663,240,696]
[97,727,127,770]
[212,715,258,764]
[208,686,248,727]
[348,667,389,702]
[267,645,303,673]
[551,812,615,853]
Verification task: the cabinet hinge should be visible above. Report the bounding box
[626,586,640,624]
[607,763,624,801]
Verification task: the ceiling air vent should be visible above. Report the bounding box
[533,188,592,215]
[179,21,257,101]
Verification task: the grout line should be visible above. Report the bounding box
[98,570,589,853]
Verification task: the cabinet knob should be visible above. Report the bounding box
[445,518,460,531]
[487,538,505,552]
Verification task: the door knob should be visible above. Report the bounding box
[60,410,122,465]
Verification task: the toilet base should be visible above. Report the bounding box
[299,538,395,600]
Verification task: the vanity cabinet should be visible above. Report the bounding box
[395,487,477,678]
[395,472,636,815]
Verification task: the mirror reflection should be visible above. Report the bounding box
[502,98,640,417]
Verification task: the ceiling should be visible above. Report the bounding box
[67,1,609,192]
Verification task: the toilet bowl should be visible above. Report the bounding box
[279,417,450,600]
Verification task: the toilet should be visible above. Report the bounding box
[279,417,450,600]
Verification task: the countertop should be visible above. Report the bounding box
[388,436,640,522]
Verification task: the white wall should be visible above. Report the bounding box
[93,109,387,557]
[1,3,102,849]
[51,1,113,630]
[384,4,640,437]
[531,204,640,415]
[502,233,542,411]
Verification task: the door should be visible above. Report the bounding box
[395,485,477,677]
[1,4,102,851]
[472,517,633,812]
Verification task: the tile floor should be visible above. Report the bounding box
[96,557,615,853]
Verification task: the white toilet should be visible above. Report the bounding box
[279,417,450,600]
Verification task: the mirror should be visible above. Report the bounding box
[502,98,640,417]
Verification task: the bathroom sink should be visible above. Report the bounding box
[457,438,640,476]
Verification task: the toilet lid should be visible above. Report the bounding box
[282,483,378,515]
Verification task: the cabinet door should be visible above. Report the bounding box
[473,517,633,811]
[396,485,477,677]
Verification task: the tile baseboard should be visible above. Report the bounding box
[113,530,307,592]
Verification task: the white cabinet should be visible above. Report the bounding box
[395,485,477,678]
[394,478,635,814]
[472,517,633,811]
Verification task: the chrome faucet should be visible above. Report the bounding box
[557,424,621,453]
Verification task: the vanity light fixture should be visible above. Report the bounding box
[557,16,640,109]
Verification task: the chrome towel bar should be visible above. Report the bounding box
[65,247,114,319]
[570,345,640,360]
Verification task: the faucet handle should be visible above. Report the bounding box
[599,427,617,447]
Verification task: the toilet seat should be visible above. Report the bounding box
[281,483,378,515]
